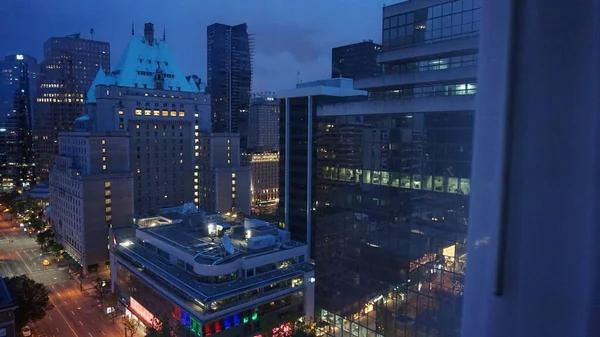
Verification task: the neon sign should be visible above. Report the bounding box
[172,305,255,336]
[130,297,158,326]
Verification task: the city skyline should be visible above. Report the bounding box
[0,0,385,92]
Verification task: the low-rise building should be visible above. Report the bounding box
[110,211,314,337]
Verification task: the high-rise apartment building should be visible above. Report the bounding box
[248,93,279,151]
[49,129,133,274]
[331,41,382,80]
[207,23,252,149]
[281,1,480,335]
[0,56,38,192]
[197,133,251,215]
[34,34,110,182]
[85,23,211,215]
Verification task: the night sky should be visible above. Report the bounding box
[1,0,385,91]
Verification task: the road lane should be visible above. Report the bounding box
[0,220,126,336]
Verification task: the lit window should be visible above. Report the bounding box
[119,123,124,129]
[227,159,231,164]
[106,215,112,221]
[118,110,124,115]
[232,193,236,199]
[170,111,177,117]
[232,186,236,192]
[153,110,160,116]
[227,153,231,157]
[105,198,111,205]
[227,146,231,151]
[194,113,199,118]
[101,139,106,145]
[102,164,107,170]
[194,198,199,203]
[102,148,106,153]
[179,111,185,117]
[232,173,236,178]
[105,190,111,196]
[102,156,107,162]
[137,168,141,173]
[105,207,111,213]
[232,180,236,185]
[136,124,140,129]
[135,109,143,115]
[227,139,231,144]
[162,110,169,116]
[104,182,111,188]
[144,109,152,116]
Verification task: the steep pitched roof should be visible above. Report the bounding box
[86,67,113,102]
[110,35,198,93]
[86,34,198,103]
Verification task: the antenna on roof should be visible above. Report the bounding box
[163,27,166,41]
[131,22,135,36]
[90,28,95,40]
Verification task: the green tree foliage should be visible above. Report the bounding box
[7,275,51,330]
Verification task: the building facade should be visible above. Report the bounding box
[248,94,279,151]
[197,133,251,215]
[207,23,252,149]
[0,58,36,192]
[110,216,314,337]
[331,41,382,80]
[278,78,366,250]
[281,1,480,336]
[85,23,211,215]
[49,130,134,273]
[34,34,110,182]
[0,54,39,123]
[0,278,17,337]
[243,151,279,214]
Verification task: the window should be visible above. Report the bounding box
[171,110,177,117]
[102,148,106,153]
[153,110,160,116]
[119,123,124,129]
[102,156,107,162]
[162,110,169,116]
[104,182,111,188]
[101,139,106,145]
[135,109,143,115]
[178,111,185,117]
[144,109,152,116]
[232,193,236,199]
[102,164,107,170]
[136,124,140,129]
[118,110,124,115]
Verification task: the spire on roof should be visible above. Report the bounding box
[163,27,166,41]
[131,22,134,36]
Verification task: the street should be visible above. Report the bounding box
[0,218,127,337]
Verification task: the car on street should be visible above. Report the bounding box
[42,259,50,266]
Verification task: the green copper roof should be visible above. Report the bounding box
[87,34,198,102]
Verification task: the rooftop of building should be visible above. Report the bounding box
[0,278,17,312]
[112,216,311,303]
[277,77,367,98]
[332,40,382,50]
[86,22,199,102]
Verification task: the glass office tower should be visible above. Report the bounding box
[279,0,481,336]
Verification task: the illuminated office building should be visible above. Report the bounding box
[280,0,480,335]
[34,34,110,182]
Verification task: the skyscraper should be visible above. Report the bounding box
[0,54,39,123]
[34,34,110,182]
[248,93,279,151]
[207,23,252,149]
[281,1,481,336]
[331,41,382,80]
[0,58,37,192]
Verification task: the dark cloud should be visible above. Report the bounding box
[0,0,385,91]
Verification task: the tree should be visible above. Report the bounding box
[7,275,51,330]
[122,318,139,337]
[106,294,119,323]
